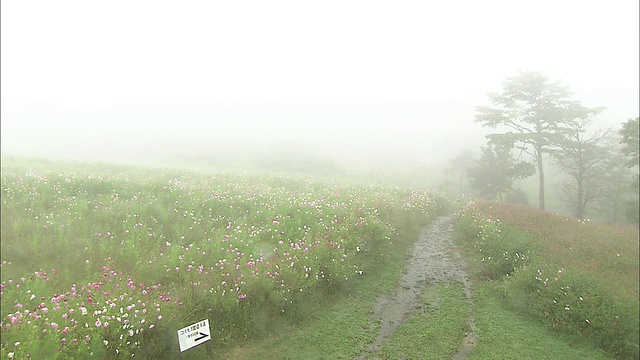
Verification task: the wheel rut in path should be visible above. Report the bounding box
[356,215,477,359]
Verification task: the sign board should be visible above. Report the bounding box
[177,319,211,352]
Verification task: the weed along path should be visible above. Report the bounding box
[357,215,477,359]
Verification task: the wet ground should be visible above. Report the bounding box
[356,215,476,359]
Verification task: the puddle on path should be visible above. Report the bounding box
[356,215,476,359]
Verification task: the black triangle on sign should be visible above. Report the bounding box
[195,332,208,342]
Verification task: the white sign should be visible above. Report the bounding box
[177,319,211,352]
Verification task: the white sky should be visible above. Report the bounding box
[1,0,639,167]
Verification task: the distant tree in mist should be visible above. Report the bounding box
[475,71,600,210]
[468,142,535,201]
[590,149,635,225]
[445,149,476,194]
[550,118,612,219]
[618,117,639,224]
[505,188,530,205]
[619,117,639,167]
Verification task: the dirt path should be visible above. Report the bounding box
[356,215,477,359]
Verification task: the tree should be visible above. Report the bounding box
[468,142,535,201]
[618,117,639,224]
[475,71,599,210]
[445,149,477,194]
[551,118,611,219]
[619,117,639,167]
[591,150,634,225]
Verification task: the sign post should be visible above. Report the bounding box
[177,319,211,352]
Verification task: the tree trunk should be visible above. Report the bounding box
[576,175,584,219]
[537,146,545,210]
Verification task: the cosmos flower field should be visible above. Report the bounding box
[455,199,639,359]
[0,157,444,359]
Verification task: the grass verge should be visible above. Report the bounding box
[454,199,639,359]
[469,281,612,359]
[1,156,450,359]
[217,214,429,359]
[376,282,470,359]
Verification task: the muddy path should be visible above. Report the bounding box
[356,215,476,359]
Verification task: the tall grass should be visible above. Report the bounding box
[0,156,445,359]
[455,199,639,359]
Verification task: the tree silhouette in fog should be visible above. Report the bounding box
[475,71,600,210]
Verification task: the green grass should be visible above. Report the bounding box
[219,291,375,359]
[223,282,471,360]
[6,156,633,359]
[215,210,430,359]
[377,282,470,359]
[0,156,445,359]
[470,282,612,360]
[455,199,639,359]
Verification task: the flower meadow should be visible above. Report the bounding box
[0,157,444,359]
[455,199,639,359]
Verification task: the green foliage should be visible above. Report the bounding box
[505,188,529,205]
[469,282,611,360]
[445,148,477,195]
[468,142,535,202]
[177,194,434,359]
[617,117,639,224]
[378,283,470,359]
[455,200,639,359]
[503,264,639,358]
[475,71,600,210]
[551,121,613,219]
[455,201,534,279]
[0,157,444,359]
[619,117,639,167]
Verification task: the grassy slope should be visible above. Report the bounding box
[475,202,639,299]
[455,200,639,359]
[1,157,453,359]
[4,157,634,359]
[218,237,474,360]
[215,200,636,359]
[218,216,428,359]
[470,282,611,360]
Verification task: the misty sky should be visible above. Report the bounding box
[2,1,639,169]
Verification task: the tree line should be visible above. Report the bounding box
[449,71,638,225]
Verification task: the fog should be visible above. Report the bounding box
[2,1,639,185]
[0,103,486,170]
